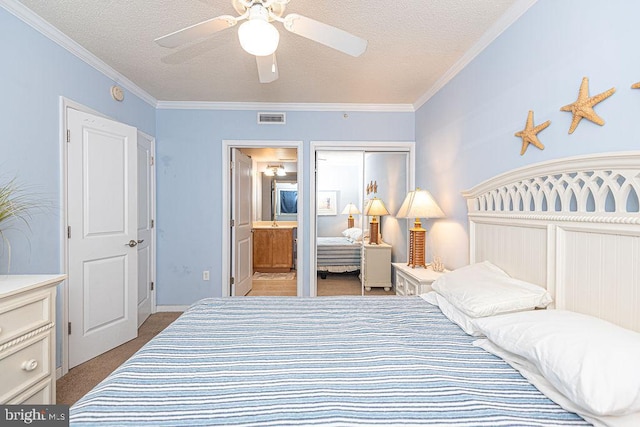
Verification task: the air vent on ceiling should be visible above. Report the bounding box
[258,112,286,125]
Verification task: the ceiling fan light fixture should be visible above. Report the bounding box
[238,6,280,56]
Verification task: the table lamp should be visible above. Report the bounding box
[364,197,390,245]
[341,203,360,229]
[396,189,444,268]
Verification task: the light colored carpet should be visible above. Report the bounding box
[253,272,296,280]
[56,312,182,406]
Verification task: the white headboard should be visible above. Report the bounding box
[462,152,640,332]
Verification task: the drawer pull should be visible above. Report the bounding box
[21,359,38,372]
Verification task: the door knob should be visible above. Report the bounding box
[126,240,138,247]
[137,239,144,244]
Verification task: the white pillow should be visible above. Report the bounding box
[341,227,363,242]
[431,261,552,318]
[473,310,640,417]
[422,292,483,336]
[473,338,640,427]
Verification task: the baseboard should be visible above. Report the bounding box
[156,305,188,312]
[56,366,63,380]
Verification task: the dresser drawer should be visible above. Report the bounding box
[0,331,51,403]
[395,272,407,296]
[0,289,53,346]
[8,378,52,404]
[405,281,420,296]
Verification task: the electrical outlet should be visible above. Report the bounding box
[203,270,210,281]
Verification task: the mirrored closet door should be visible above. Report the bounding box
[315,150,409,297]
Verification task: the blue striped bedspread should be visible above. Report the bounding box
[317,237,361,267]
[70,297,589,426]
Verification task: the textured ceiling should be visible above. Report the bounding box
[15,0,523,105]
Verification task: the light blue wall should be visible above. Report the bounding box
[155,109,414,302]
[415,0,640,269]
[1,7,155,273]
[1,7,155,367]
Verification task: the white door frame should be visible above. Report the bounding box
[137,130,157,317]
[59,97,105,377]
[309,141,415,297]
[221,140,304,297]
[58,97,156,376]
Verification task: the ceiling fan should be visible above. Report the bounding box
[154,0,368,83]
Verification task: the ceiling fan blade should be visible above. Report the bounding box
[283,14,367,57]
[256,54,279,83]
[155,15,237,48]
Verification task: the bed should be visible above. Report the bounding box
[70,152,640,426]
[316,235,362,277]
[70,297,588,426]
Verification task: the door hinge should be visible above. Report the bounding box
[150,281,154,291]
[150,156,154,166]
[68,322,72,335]
[230,161,234,170]
[150,219,154,228]
[230,277,235,285]
[66,129,70,143]
[67,226,71,238]
[230,219,235,227]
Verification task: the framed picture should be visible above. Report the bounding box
[317,191,337,216]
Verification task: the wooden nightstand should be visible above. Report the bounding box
[393,263,447,296]
[362,241,392,291]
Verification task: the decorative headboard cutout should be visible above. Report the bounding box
[463,152,640,332]
[465,152,640,222]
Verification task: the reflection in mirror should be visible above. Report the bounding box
[274,181,298,220]
[314,150,409,297]
[316,151,365,296]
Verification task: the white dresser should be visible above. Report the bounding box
[362,241,392,291]
[0,274,65,404]
[393,263,447,296]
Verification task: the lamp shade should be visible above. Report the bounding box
[396,189,444,219]
[238,10,280,56]
[341,203,361,216]
[363,197,390,217]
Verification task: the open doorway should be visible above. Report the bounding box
[221,141,303,297]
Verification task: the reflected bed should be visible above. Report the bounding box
[316,236,361,276]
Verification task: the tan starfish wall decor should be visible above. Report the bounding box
[515,110,551,155]
[632,82,640,89]
[560,77,615,134]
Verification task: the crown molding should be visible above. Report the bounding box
[1,0,157,107]
[413,0,537,110]
[156,101,415,112]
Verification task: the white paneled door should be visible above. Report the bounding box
[136,132,154,327]
[231,149,253,296]
[67,109,138,368]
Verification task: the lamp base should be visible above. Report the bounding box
[407,227,427,268]
[369,220,380,245]
[347,216,354,229]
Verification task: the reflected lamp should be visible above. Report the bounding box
[364,197,390,245]
[341,203,361,229]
